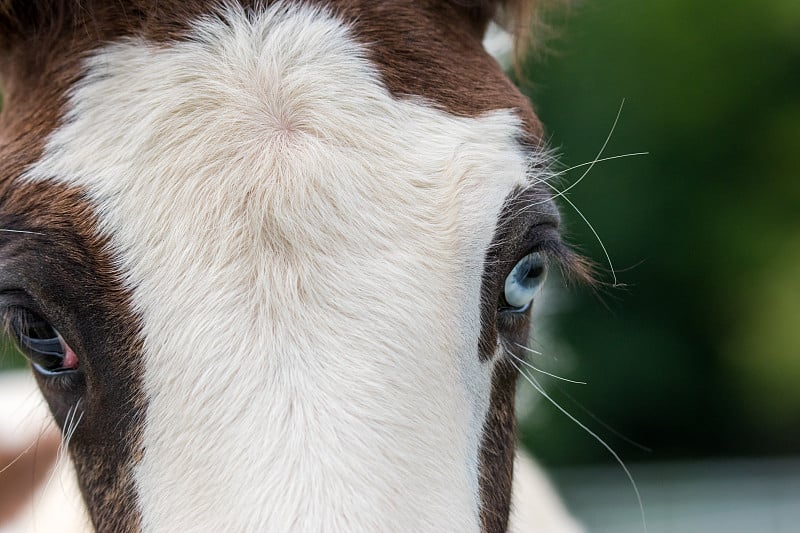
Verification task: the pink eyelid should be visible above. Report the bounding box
[61,338,79,370]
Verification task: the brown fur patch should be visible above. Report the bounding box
[479,359,518,533]
[0,1,544,139]
[330,0,544,141]
[0,23,145,527]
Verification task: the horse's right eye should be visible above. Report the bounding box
[8,309,79,376]
[501,251,547,312]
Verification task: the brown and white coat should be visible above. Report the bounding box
[0,1,586,531]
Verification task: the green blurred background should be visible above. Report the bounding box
[517,0,800,468]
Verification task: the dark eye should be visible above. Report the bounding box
[502,251,547,312]
[8,309,78,375]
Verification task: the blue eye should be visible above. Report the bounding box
[503,252,547,312]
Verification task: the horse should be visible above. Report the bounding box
[0,1,589,531]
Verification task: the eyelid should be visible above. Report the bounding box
[18,331,64,356]
[5,306,79,376]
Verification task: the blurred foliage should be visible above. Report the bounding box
[518,0,800,464]
[0,341,24,372]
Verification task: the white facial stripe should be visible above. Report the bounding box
[25,3,531,531]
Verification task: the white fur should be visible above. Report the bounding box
[510,453,586,533]
[25,4,534,531]
[0,372,581,533]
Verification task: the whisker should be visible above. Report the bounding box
[512,340,648,448]
[554,152,649,178]
[543,180,620,287]
[0,229,45,235]
[509,358,648,533]
[42,404,74,500]
[63,410,83,452]
[552,99,626,199]
[0,395,54,477]
[552,383,652,453]
[43,401,83,499]
[57,403,77,466]
[522,99,639,202]
[513,341,543,356]
[0,439,41,475]
[519,152,649,213]
[504,346,586,385]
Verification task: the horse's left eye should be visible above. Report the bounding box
[9,310,78,375]
[502,252,547,312]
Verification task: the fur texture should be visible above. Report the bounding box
[23,4,537,530]
[1,372,584,533]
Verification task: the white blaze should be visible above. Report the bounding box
[25,3,530,531]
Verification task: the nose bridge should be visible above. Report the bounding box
[131,244,484,531]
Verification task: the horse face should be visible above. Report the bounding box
[0,1,582,531]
